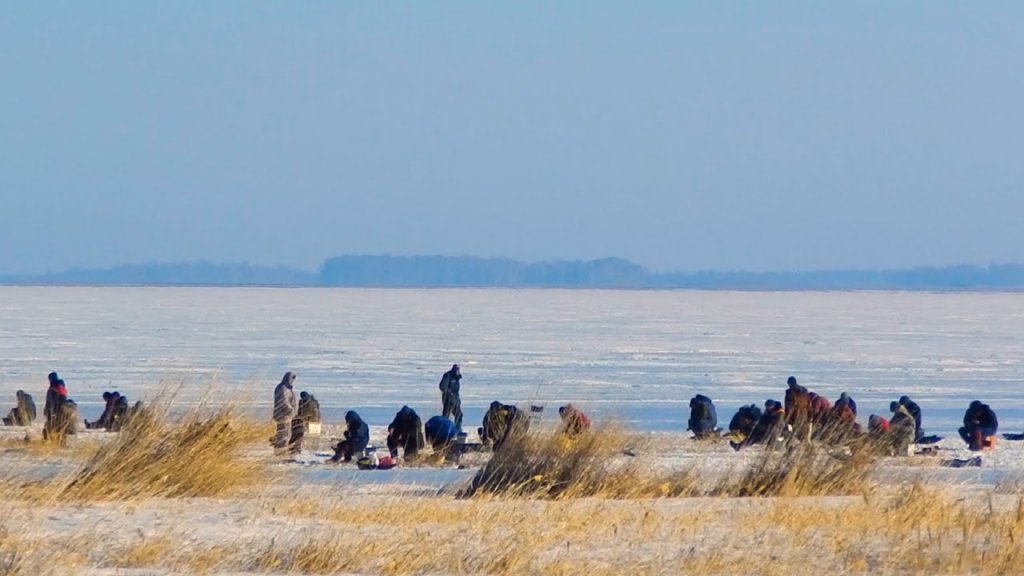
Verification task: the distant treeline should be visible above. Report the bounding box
[4,256,1024,290]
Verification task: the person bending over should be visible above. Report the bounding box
[387,405,425,459]
[959,401,998,451]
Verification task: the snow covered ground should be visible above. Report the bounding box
[2,287,1022,437]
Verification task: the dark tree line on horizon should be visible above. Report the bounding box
[3,255,1024,290]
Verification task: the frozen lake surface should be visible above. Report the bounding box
[1,287,1023,436]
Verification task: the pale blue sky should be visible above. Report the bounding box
[2,2,1023,274]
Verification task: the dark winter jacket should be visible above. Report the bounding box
[439,367,461,397]
[480,402,529,449]
[963,402,998,432]
[343,410,370,453]
[728,404,763,439]
[687,395,718,437]
[899,396,923,441]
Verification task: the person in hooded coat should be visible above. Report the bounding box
[728,404,763,443]
[107,395,130,432]
[687,394,718,439]
[425,415,459,453]
[289,391,320,455]
[558,404,591,438]
[297,392,321,425]
[887,402,916,456]
[272,372,297,452]
[898,396,924,442]
[3,390,36,426]
[45,395,79,445]
[731,400,786,451]
[479,401,530,451]
[43,375,72,442]
[86,391,120,430]
[331,410,370,463]
[387,405,425,459]
[835,392,857,417]
[43,372,66,428]
[959,400,999,451]
[784,377,812,439]
[438,364,463,432]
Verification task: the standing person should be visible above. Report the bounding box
[43,372,66,427]
[272,372,297,452]
[43,373,69,440]
[439,364,463,432]
[784,376,812,440]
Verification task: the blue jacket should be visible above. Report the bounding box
[425,415,458,445]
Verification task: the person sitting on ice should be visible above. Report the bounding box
[387,405,425,459]
[958,401,998,451]
[107,394,130,431]
[479,401,530,451]
[329,410,370,463]
[687,394,718,439]
[297,392,321,426]
[425,415,460,458]
[2,390,37,426]
[86,391,116,430]
[728,404,763,442]
[558,404,591,438]
[731,400,785,451]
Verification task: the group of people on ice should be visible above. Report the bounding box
[4,368,1006,460]
[1,372,144,445]
[269,363,591,466]
[686,376,1003,454]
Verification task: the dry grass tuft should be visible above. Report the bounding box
[723,442,874,497]
[462,428,872,500]
[461,427,703,499]
[25,402,273,502]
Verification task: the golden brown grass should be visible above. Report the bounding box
[462,428,870,500]
[722,442,874,497]
[57,403,270,500]
[461,428,704,499]
[4,484,1024,575]
[1,402,272,504]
